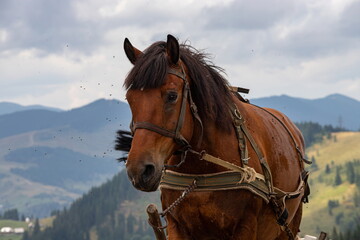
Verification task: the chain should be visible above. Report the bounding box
[270,196,295,240]
[284,223,295,240]
[160,179,197,218]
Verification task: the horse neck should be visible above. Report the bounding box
[173,119,241,174]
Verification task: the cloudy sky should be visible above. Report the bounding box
[1,0,359,109]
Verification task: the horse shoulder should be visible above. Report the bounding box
[262,107,305,152]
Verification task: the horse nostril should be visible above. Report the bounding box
[142,163,155,182]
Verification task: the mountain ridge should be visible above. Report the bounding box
[0,99,130,217]
[0,99,130,139]
[0,93,358,217]
[0,101,63,115]
[250,93,360,130]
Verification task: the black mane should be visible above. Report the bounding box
[124,41,233,132]
[115,130,132,162]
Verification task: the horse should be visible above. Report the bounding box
[116,34,310,240]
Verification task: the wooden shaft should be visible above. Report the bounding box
[146,204,166,240]
[318,232,327,240]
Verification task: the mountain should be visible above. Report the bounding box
[6,147,118,193]
[0,99,131,139]
[0,102,63,116]
[251,94,360,131]
[0,93,358,217]
[0,99,131,217]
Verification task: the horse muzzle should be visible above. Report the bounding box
[126,159,162,192]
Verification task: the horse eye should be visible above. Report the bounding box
[167,92,178,103]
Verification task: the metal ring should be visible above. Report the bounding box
[199,150,206,160]
[234,109,242,120]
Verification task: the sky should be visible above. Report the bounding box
[0,0,359,110]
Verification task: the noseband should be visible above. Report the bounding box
[130,65,204,163]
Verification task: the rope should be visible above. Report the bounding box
[238,166,257,183]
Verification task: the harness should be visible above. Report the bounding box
[130,65,310,239]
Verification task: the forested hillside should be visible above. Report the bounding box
[301,132,360,239]
[295,121,347,147]
[24,170,154,240]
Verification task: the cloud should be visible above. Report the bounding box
[0,0,206,55]
[204,0,298,30]
[0,0,105,54]
[200,0,360,61]
[0,0,359,109]
[338,0,360,37]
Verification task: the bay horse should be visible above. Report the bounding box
[116,34,310,240]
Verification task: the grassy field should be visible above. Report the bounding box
[0,234,22,240]
[39,216,55,229]
[0,220,28,240]
[300,132,360,236]
[307,132,360,168]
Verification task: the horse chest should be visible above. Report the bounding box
[163,190,260,237]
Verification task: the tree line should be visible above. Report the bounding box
[332,224,360,240]
[23,171,153,240]
[0,208,27,221]
[325,159,360,239]
[295,121,348,147]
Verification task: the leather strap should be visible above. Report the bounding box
[132,122,177,139]
[231,103,275,194]
[240,121,275,194]
[232,109,249,166]
[175,81,189,141]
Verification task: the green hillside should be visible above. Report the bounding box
[25,170,155,240]
[0,220,28,240]
[301,132,360,236]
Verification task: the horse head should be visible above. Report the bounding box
[123,35,196,192]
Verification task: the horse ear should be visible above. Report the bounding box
[124,38,143,65]
[166,34,180,65]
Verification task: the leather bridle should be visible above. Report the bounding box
[129,65,203,166]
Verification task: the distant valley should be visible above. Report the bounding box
[0,99,130,217]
